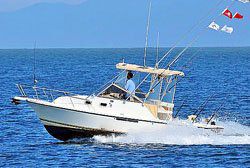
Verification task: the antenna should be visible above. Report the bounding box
[143,1,152,67]
[33,41,38,86]
[155,32,160,68]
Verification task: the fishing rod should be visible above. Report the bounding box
[206,113,216,125]
[191,92,217,123]
[206,95,228,124]
[194,93,216,116]
[174,100,185,118]
[170,77,233,122]
[192,79,232,119]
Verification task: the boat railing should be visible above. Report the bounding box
[16,84,87,107]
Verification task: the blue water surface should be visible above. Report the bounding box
[0,48,249,167]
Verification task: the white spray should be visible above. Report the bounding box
[94,119,250,145]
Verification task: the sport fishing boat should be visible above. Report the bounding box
[11,1,230,141]
[12,60,223,141]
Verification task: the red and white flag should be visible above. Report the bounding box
[222,8,233,19]
[233,12,243,19]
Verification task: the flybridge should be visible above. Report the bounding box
[116,63,184,77]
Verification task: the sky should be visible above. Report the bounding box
[0,0,249,48]
[0,0,86,12]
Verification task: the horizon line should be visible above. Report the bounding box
[0,46,250,50]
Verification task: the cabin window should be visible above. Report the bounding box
[99,84,142,102]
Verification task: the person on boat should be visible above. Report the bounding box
[124,72,136,99]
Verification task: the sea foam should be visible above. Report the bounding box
[94,119,250,145]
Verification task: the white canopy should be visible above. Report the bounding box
[116,63,184,77]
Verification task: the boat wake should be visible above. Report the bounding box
[93,119,250,145]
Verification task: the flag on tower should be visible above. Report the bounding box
[233,12,243,19]
[222,8,233,19]
[221,25,234,34]
[208,21,220,31]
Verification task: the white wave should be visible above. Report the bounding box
[94,119,250,145]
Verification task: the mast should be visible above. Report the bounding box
[143,1,152,67]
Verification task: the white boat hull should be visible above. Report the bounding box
[27,96,168,141]
[12,95,223,141]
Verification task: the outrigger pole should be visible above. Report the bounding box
[148,0,234,88]
[156,49,202,92]
[156,0,225,67]
[166,34,201,69]
[147,0,224,86]
[143,1,152,67]
[165,0,237,69]
[147,39,202,95]
[180,48,202,71]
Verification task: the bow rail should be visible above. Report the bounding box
[15,84,88,107]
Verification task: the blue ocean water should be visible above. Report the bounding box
[0,48,249,167]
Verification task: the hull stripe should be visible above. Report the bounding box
[40,118,123,134]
